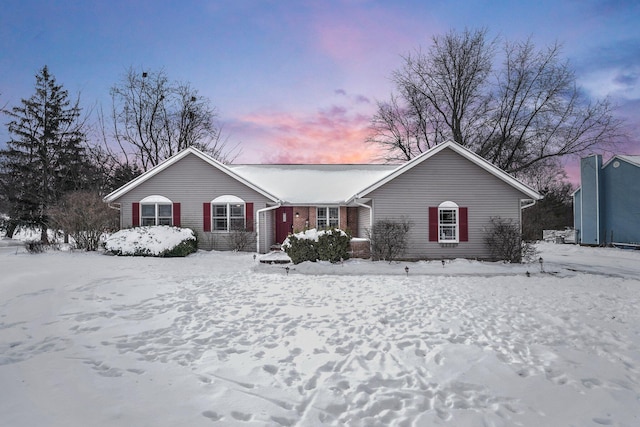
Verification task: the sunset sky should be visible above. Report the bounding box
[1,0,639,179]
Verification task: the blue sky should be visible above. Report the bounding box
[1,0,639,176]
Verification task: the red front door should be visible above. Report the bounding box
[275,207,294,244]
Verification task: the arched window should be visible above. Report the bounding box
[438,201,459,243]
[140,195,173,226]
[211,195,245,232]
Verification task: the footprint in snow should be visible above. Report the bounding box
[202,410,222,421]
[231,411,252,421]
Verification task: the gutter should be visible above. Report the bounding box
[520,199,537,210]
[256,203,282,253]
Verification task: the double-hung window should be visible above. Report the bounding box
[211,195,245,232]
[317,207,339,229]
[140,195,173,226]
[438,201,459,243]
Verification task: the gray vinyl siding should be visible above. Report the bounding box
[112,153,274,252]
[367,148,527,260]
[357,203,372,238]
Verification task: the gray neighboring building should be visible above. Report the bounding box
[573,154,640,246]
[104,141,542,259]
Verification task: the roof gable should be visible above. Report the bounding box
[350,140,542,201]
[103,147,279,203]
[603,155,640,169]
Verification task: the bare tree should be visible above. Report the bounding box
[107,67,238,171]
[369,29,624,178]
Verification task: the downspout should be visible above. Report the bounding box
[596,158,600,245]
[519,199,537,236]
[256,203,281,253]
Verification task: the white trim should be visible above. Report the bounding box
[437,201,459,243]
[350,140,542,202]
[212,195,245,204]
[210,199,246,232]
[316,206,340,229]
[140,195,172,203]
[103,147,279,203]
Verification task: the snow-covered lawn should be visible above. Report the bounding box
[1,243,639,426]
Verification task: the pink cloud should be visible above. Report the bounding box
[229,102,385,164]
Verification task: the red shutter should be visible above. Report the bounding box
[459,207,468,242]
[428,207,438,242]
[245,202,254,232]
[203,203,211,232]
[172,203,181,227]
[132,202,140,227]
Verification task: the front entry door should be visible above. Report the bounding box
[275,207,294,244]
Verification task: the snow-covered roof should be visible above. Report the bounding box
[104,141,542,205]
[229,164,398,204]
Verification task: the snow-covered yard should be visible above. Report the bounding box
[1,242,639,426]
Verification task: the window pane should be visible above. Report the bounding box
[213,218,228,231]
[329,207,339,218]
[141,204,155,217]
[317,207,327,219]
[230,204,244,217]
[317,219,327,229]
[440,209,456,224]
[158,218,172,226]
[158,204,172,217]
[213,205,227,217]
[141,217,156,226]
[230,218,245,230]
[440,225,456,240]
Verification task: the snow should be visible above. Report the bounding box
[229,164,397,204]
[104,226,196,255]
[1,241,640,426]
[281,228,348,249]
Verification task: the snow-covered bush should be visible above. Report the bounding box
[283,228,350,264]
[105,226,197,257]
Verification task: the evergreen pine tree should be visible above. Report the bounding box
[0,66,89,242]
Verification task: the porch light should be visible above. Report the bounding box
[295,212,300,218]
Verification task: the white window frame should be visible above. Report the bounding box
[316,206,339,229]
[140,195,173,226]
[211,195,245,232]
[438,201,459,243]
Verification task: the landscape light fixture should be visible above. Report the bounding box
[404,266,409,276]
[539,257,544,273]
